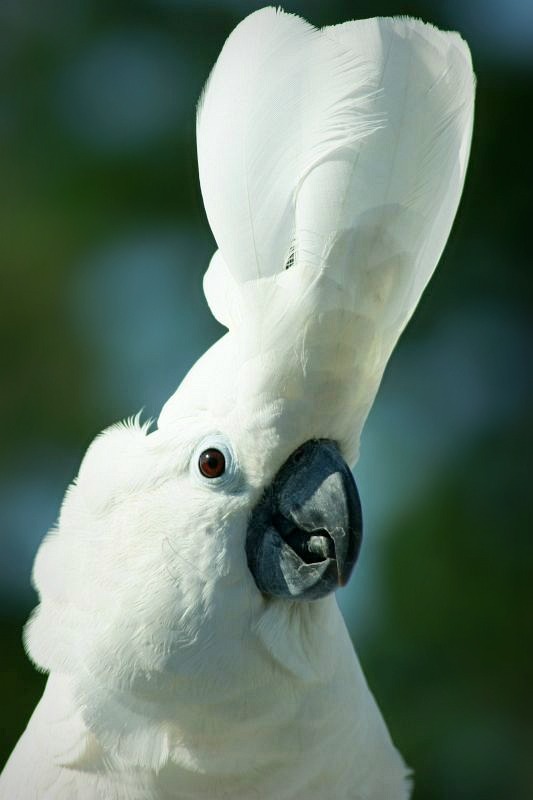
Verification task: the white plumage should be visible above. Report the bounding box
[1,8,474,799]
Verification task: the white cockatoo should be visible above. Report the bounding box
[1,8,474,800]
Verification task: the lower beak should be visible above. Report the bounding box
[246,440,362,600]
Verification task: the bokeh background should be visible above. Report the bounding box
[1,0,531,797]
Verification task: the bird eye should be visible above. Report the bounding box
[191,435,240,491]
[198,448,226,479]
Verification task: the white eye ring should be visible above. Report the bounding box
[190,434,241,492]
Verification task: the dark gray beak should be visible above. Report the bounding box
[246,439,362,600]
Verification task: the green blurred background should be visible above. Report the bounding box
[1,1,531,797]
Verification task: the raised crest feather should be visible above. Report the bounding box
[197,8,475,362]
[197,7,387,282]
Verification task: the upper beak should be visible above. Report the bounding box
[246,439,362,600]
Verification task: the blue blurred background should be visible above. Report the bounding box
[1,1,531,797]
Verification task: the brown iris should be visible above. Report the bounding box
[198,448,226,479]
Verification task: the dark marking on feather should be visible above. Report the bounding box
[285,243,295,270]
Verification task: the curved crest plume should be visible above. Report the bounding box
[197,7,474,354]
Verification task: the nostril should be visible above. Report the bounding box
[292,446,305,464]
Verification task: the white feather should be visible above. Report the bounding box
[197,7,384,282]
[199,8,474,335]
